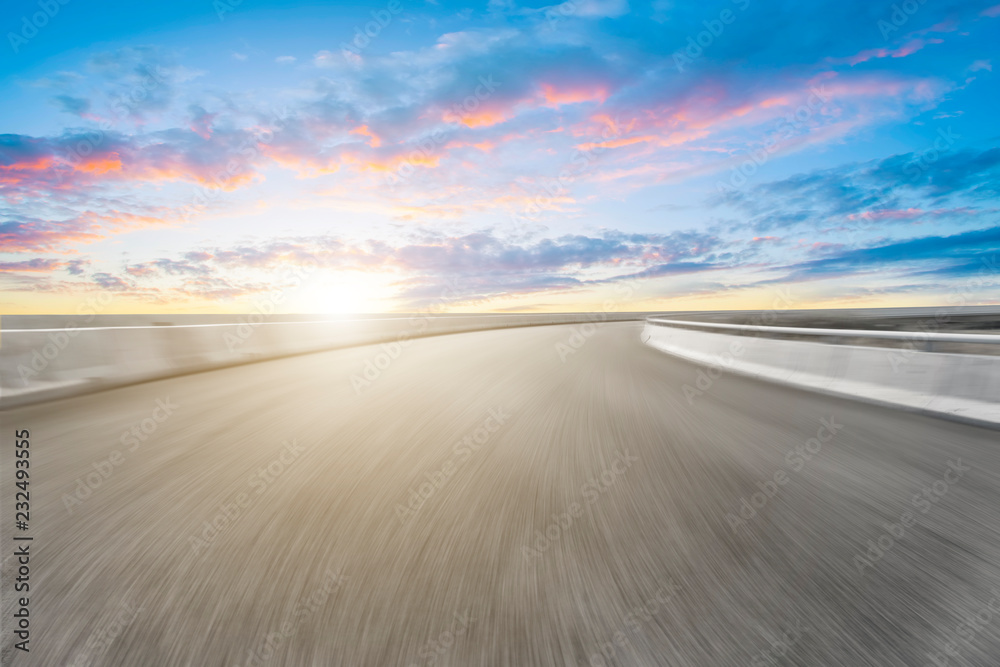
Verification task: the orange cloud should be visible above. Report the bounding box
[575,135,657,152]
[0,156,57,184]
[538,83,608,108]
[262,145,340,178]
[443,140,496,153]
[351,125,382,147]
[448,109,513,128]
[356,152,441,173]
[76,154,123,174]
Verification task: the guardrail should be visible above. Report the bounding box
[1,313,647,409]
[646,318,1000,353]
[641,318,1000,427]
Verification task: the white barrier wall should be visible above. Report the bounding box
[643,322,1000,428]
[0,314,642,408]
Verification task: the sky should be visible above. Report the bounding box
[1,0,999,314]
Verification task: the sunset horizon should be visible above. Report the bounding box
[2,0,998,314]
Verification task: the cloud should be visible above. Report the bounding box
[715,146,1000,232]
[187,105,218,140]
[85,46,198,123]
[3,1,999,312]
[1,20,950,213]
[92,272,132,291]
[768,225,1000,284]
[66,259,89,275]
[831,37,943,66]
[0,203,178,255]
[51,95,93,117]
[0,216,104,253]
[0,127,270,196]
[313,50,337,67]
[0,258,69,273]
[127,258,213,277]
[73,229,725,307]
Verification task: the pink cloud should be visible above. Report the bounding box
[0,258,71,273]
[350,125,382,147]
[537,82,608,108]
[834,38,943,66]
[0,132,269,195]
[848,208,926,222]
[189,110,217,140]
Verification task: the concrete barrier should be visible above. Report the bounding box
[642,320,1000,428]
[1,313,645,409]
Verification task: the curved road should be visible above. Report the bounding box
[3,321,1000,665]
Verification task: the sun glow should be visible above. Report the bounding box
[290,272,392,314]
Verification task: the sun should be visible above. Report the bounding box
[291,272,389,314]
[317,284,369,314]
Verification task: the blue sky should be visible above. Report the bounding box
[1,0,998,313]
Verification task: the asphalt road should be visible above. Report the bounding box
[3,321,1000,666]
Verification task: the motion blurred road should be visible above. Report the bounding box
[3,321,1000,665]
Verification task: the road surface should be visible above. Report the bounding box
[3,321,999,665]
